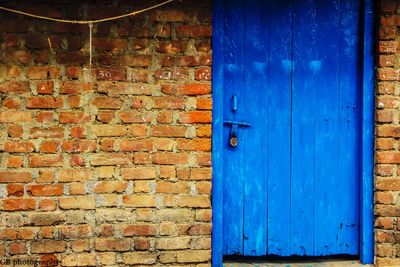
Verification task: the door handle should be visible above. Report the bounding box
[224,120,251,148]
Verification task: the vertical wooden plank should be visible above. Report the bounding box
[361,0,375,263]
[211,0,224,264]
[291,0,317,255]
[336,0,361,256]
[313,0,341,256]
[222,0,245,255]
[242,0,269,256]
[267,0,293,256]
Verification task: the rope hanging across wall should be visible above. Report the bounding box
[0,0,174,67]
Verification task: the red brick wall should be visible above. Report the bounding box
[376,0,400,266]
[0,0,212,266]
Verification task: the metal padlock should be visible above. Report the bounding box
[229,133,238,147]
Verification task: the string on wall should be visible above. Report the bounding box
[0,0,174,68]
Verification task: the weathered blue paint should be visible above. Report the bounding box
[267,0,292,256]
[360,0,375,264]
[212,0,375,265]
[211,0,224,264]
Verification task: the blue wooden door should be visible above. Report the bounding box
[221,0,361,257]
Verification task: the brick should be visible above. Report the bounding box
[122,252,157,265]
[177,138,211,151]
[60,81,94,94]
[94,181,127,193]
[61,140,96,152]
[7,184,24,196]
[37,170,55,183]
[376,192,394,204]
[179,111,212,124]
[90,153,132,166]
[96,111,114,123]
[40,141,59,153]
[376,152,400,164]
[380,0,398,12]
[5,50,31,64]
[36,111,55,123]
[9,242,26,255]
[70,126,87,138]
[157,41,187,53]
[151,10,185,22]
[60,196,95,210]
[120,111,152,123]
[176,250,211,263]
[8,124,23,138]
[157,181,190,194]
[120,167,157,180]
[68,95,81,108]
[153,96,186,109]
[59,169,92,182]
[158,209,193,222]
[134,238,151,250]
[4,97,21,109]
[123,195,157,207]
[27,184,63,196]
[152,152,189,165]
[26,97,63,109]
[176,25,212,37]
[376,179,400,191]
[61,253,97,266]
[27,66,61,80]
[92,97,123,109]
[0,171,32,183]
[65,66,83,79]
[99,139,115,151]
[376,217,394,230]
[2,198,36,211]
[29,155,63,167]
[4,141,35,153]
[196,152,212,166]
[167,84,211,95]
[0,81,29,93]
[196,209,212,222]
[175,196,210,208]
[120,139,153,152]
[93,68,126,81]
[7,156,23,168]
[59,225,93,238]
[91,125,126,137]
[39,199,57,211]
[379,68,400,81]
[156,236,191,250]
[151,125,186,137]
[0,111,32,122]
[189,223,212,235]
[30,127,64,139]
[31,240,66,254]
[99,252,116,265]
[380,15,400,26]
[95,238,131,252]
[71,155,86,166]
[121,224,157,236]
[121,55,152,67]
[157,111,174,124]
[28,212,65,226]
[59,112,89,124]
[379,41,399,53]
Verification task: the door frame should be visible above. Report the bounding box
[211,0,375,265]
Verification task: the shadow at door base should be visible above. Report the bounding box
[223,255,373,267]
